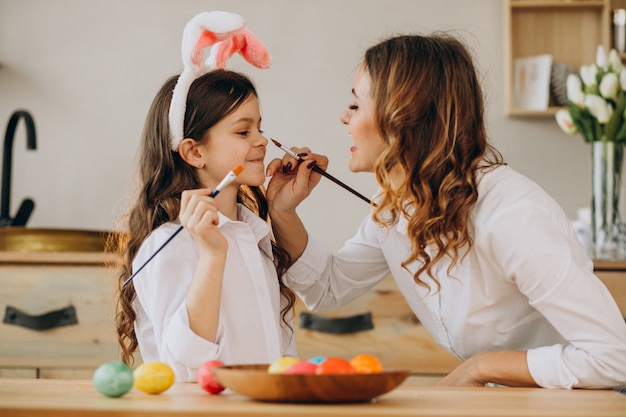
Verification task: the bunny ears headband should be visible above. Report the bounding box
[168,11,271,150]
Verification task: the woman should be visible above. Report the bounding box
[266,33,626,389]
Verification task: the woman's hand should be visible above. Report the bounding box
[265,146,329,261]
[265,146,329,213]
[436,351,538,388]
[436,353,488,387]
[179,188,228,255]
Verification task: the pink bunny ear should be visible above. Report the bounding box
[191,30,219,66]
[212,29,271,69]
[181,11,245,71]
[169,11,271,150]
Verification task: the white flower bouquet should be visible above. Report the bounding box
[556,46,626,143]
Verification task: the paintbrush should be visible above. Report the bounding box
[122,164,244,287]
[271,139,374,206]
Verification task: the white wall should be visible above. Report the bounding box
[0,0,594,251]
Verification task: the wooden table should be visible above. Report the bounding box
[0,378,624,417]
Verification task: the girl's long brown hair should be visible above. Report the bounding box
[365,33,503,291]
[114,70,295,366]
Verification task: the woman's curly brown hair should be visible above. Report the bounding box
[364,33,504,291]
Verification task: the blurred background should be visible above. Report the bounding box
[0,0,591,251]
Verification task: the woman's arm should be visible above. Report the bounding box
[485,199,626,388]
[268,203,309,262]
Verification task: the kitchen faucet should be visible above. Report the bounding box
[1,110,37,227]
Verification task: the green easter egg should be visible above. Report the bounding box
[93,361,134,397]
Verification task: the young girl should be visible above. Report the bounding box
[115,12,296,382]
[266,33,626,389]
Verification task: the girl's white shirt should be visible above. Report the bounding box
[285,165,626,389]
[133,204,297,382]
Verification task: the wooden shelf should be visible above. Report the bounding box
[508,106,560,117]
[510,1,608,9]
[505,0,611,116]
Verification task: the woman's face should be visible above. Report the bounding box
[198,95,268,189]
[340,66,385,173]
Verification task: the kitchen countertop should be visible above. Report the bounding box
[0,378,624,417]
[3,251,625,268]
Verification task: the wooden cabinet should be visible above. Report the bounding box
[293,276,462,376]
[0,253,121,379]
[0,252,460,379]
[1,252,624,380]
[505,0,612,116]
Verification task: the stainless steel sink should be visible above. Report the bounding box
[0,228,123,252]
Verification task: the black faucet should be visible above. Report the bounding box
[1,110,37,227]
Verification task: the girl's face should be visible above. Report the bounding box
[340,66,385,173]
[199,95,268,189]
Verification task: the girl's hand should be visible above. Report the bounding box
[265,146,329,213]
[179,188,228,255]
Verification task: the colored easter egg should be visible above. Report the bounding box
[267,356,300,374]
[350,354,383,374]
[307,356,326,365]
[92,361,134,398]
[284,360,318,375]
[197,360,225,394]
[133,362,175,394]
[315,357,356,375]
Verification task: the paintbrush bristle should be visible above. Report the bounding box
[233,165,244,176]
[271,138,282,147]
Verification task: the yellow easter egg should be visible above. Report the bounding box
[133,362,175,394]
[267,356,300,374]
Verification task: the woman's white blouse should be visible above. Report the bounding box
[284,165,626,389]
[133,204,296,382]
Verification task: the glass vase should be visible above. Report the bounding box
[591,140,624,260]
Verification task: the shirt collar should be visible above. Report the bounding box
[217,204,274,259]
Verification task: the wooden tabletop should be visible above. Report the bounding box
[0,378,624,417]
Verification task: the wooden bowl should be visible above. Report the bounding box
[213,364,411,403]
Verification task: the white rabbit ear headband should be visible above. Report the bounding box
[168,11,271,150]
